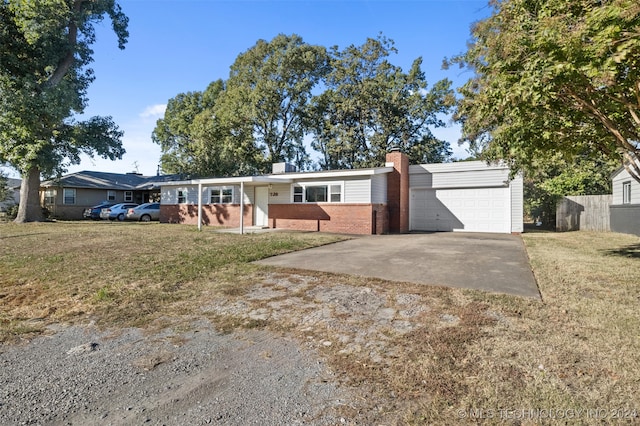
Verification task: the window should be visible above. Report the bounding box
[107,190,116,201]
[306,186,327,202]
[177,189,186,204]
[623,181,631,204]
[210,187,233,204]
[63,188,76,205]
[44,189,55,205]
[330,184,342,202]
[292,183,343,203]
[124,191,133,202]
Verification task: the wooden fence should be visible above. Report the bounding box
[556,195,612,232]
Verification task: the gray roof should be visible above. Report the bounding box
[41,171,182,190]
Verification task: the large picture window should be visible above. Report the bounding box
[210,187,233,204]
[63,188,76,205]
[292,183,343,203]
[623,181,631,204]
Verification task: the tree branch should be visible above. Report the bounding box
[43,0,82,89]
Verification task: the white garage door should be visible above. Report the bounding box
[410,187,511,233]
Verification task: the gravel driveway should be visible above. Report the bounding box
[0,321,350,425]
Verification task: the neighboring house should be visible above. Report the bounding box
[159,151,524,235]
[610,165,640,236]
[0,178,21,212]
[40,171,181,220]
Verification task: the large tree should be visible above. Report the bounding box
[152,80,261,177]
[309,36,454,169]
[218,34,329,172]
[450,0,640,182]
[0,0,128,222]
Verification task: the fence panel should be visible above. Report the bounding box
[556,195,612,232]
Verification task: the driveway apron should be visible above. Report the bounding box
[256,232,540,298]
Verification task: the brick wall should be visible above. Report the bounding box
[386,151,410,233]
[160,204,253,227]
[269,203,388,235]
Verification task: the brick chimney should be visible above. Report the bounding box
[386,149,409,233]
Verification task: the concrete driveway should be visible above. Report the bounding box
[257,232,540,298]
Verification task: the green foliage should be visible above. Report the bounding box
[309,36,454,169]
[151,80,260,177]
[220,34,330,172]
[0,171,9,202]
[450,0,640,182]
[523,154,617,225]
[153,34,455,175]
[0,0,129,221]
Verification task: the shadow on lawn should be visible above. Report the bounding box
[603,243,640,258]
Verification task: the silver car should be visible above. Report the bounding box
[125,202,160,222]
[100,203,139,221]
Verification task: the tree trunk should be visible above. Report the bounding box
[14,167,44,223]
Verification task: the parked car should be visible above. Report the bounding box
[125,202,160,222]
[83,202,115,220]
[100,203,138,221]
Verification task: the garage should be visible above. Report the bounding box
[410,187,510,233]
[408,162,523,234]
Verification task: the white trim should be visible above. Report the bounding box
[197,182,202,231]
[124,191,133,202]
[623,181,632,204]
[159,167,393,187]
[240,181,245,234]
[291,181,344,203]
[63,188,76,205]
[107,190,116,201]
[209,186,234,204]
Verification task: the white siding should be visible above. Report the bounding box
[410,166,509,189]
[269,183,293,204]
[510,174,524,233]
[344,178,371,203]
[371,174,387,204]
[161,185,199,205]
[612,168,640,205]
[161,184,254,205]
[269,177,373,204]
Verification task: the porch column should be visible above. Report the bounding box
[197,182,202,231]
[240,181,245,235]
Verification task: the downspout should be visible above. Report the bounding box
[240,181,245,235]
[197,181,202,231]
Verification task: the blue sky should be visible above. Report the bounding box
[4,0,491,178]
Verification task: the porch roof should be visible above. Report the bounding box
[159,166,394,187]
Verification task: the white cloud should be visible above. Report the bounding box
[139,104,167,119]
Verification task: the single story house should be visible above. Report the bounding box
[1,178,21,212]
[40,171,181,220]
[159,151,524,235]
[610,165,640,236]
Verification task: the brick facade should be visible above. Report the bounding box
[159,150,411,235]
[386,150,410,233]
[160,204,253,227]
[269,204,388,235]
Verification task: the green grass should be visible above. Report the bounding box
[0,222,346,339]
[1,223,639,424]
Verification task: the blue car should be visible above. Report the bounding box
[83,202,115,220]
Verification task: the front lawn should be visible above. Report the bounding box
[1,223,638,424]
